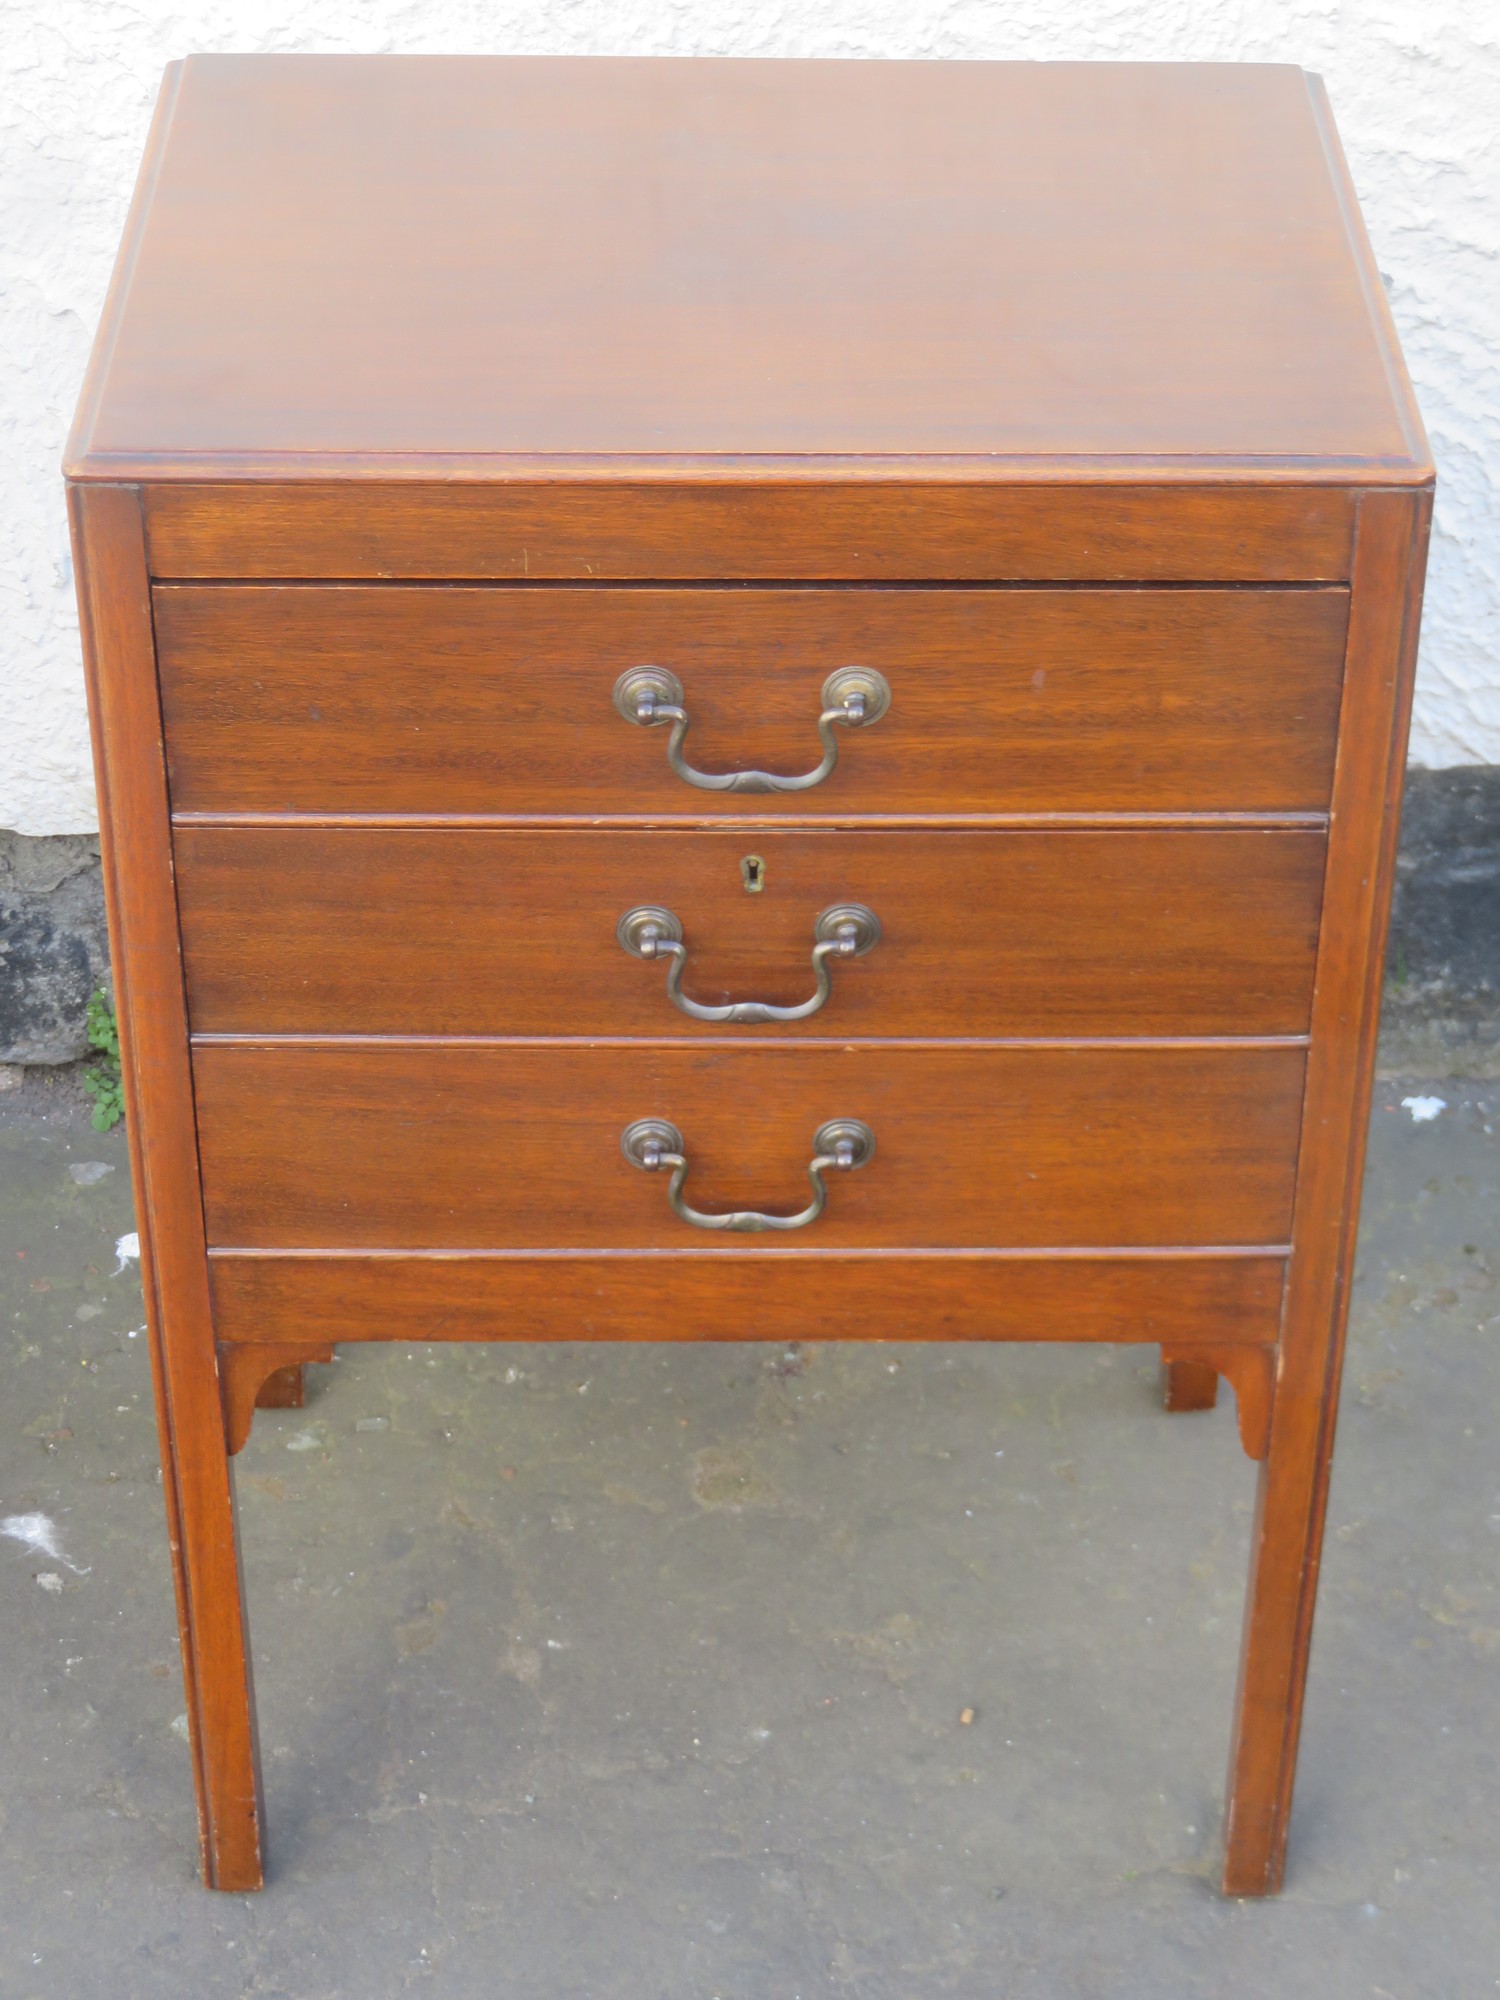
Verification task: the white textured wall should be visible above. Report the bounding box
[4,4,1497,833]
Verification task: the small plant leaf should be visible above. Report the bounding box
[81,990,124,1131]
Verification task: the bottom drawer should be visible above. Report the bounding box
[193,1043,1304,1249]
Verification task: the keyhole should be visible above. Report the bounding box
[741,854,766,894]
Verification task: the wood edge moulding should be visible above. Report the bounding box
[1303,73,1431,469]
[205,1242,1293,1261]
[169,812,1334,832]
[71,452,1433,485]
[188,1034,1314,1051]
[62,63,186,478]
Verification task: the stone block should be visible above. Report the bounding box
[0,831,110,1064]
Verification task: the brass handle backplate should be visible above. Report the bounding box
[617,903,880,1023]
[621,1118,875,1233]
[613,666,891,793]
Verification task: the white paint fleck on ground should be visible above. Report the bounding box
[112,1231,138,1273]
[1402,1095,1448,1122]
[2,1511,89,1573]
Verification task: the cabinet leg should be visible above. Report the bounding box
[75,481,267,1891]
[1221,1407,1333,1895]
[254,1362,305,1410]
[220,1342,335,1455]
[157,1348,266,1890]
[1161,1353,1219,1412]
[1221,493,1431,1895]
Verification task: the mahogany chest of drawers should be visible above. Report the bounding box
[66,55,1431,1895]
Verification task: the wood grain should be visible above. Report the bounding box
[155,586,1348,816]
[142,481,1361,582]
[69,483,264,1892]
[1162,1355,1221,1413]
[251,1361,306,1411]
[192,1042,1306,1251]
[1162,1347,1273,1460]
[220,1343,333,1454]
[1221,488,1431,1895]
[176,826,1326,1039]
[65,51,1437,1902]
[66,59,1423,472]
[209,1250,1286,1350]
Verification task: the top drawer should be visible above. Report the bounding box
[155,585,1347,818]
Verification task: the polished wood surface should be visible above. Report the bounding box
[1221,489,1431,1895]
[142,482,1361,582]
[68,54,1433,1898]
[1164,1347,1274,1460]
[67,58,1424,475]
[222,1344,332,1454]
[210,1250,1285,1347]
[193,1043,1305,1251]
[251,1361,307,1411]
[212,1262,1281,1464]
[155,586,1347,816]
[176,826,1325,1038]
[70,485,263,1891]
[1162,1355,1222,1414]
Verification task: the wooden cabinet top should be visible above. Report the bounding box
[66,55,1430,483]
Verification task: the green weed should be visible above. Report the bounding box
[82,987,124,1132]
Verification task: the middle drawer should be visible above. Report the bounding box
[177,826,1326,1038]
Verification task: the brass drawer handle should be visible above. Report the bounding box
[621,1117,875,1233]
[616,902,880,1023]
[613,666,891,793]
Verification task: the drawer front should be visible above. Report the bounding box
[178,826,1326,1038]
[194,1044,1304,1250]
[156,585,1347,816]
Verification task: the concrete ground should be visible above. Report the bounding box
[0,1072,1496,2000]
